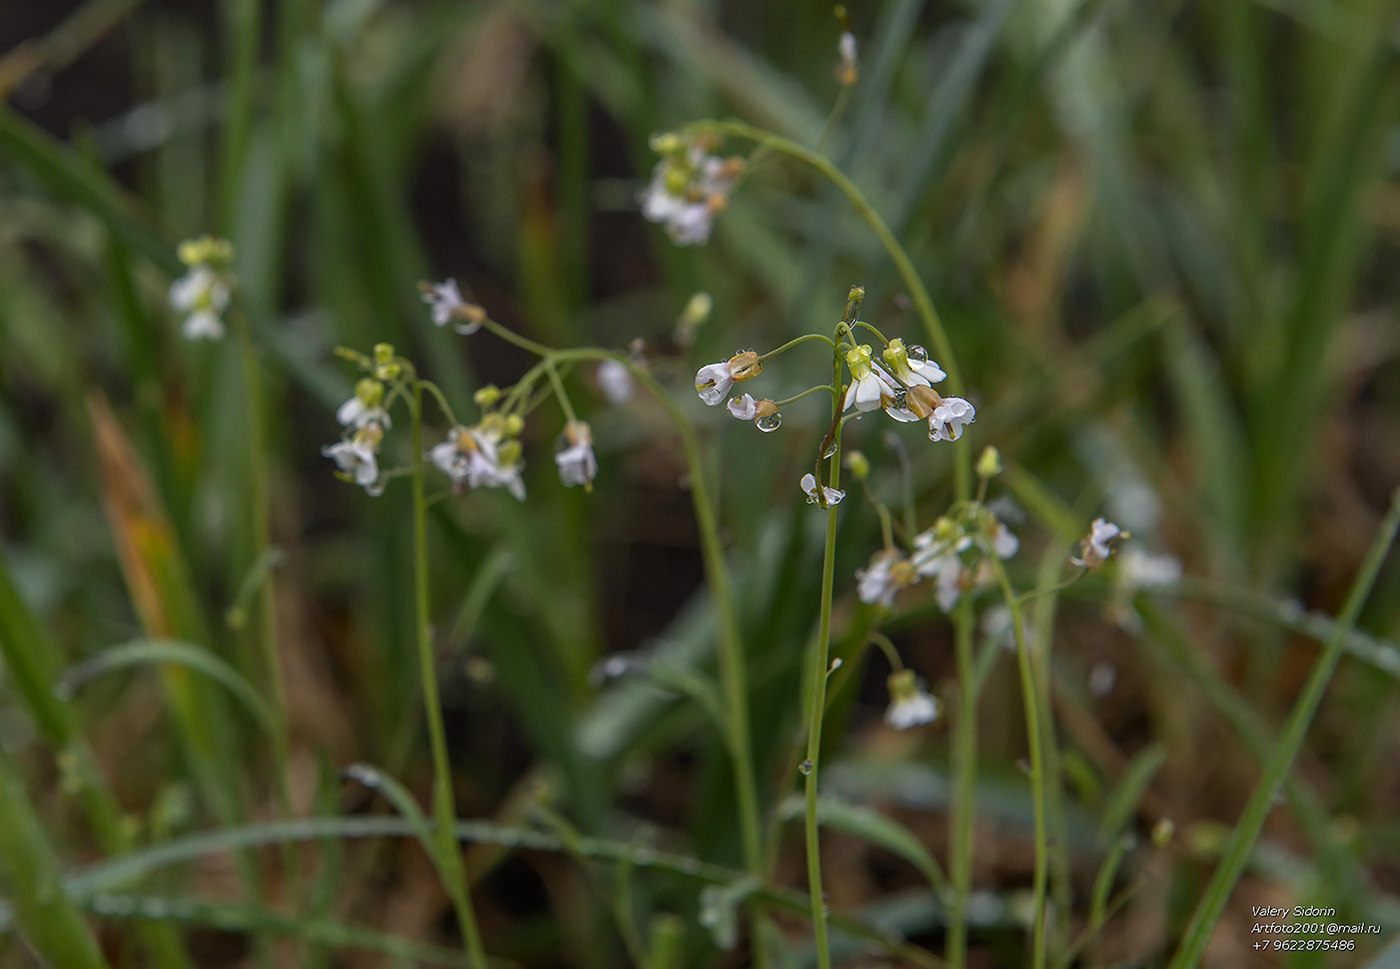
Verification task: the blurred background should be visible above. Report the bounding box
[1,0,1399,966]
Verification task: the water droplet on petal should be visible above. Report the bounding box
[755,413,782,432]
[908,344,928,362]
[891,390,908,410]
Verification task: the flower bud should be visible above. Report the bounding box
[372,343,395,365]
[727,349,762,382]
[977,445,1002,479]
[474,385,502,407]
[845,450,870,481]
[1152,818,1174,848]
[354,378,384,408]
[503,414,525,437]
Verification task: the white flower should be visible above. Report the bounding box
[694,350,760,405]
[168,264,230,341]
[1117,548,1181,590]
[842,344,893,413]
[881,340,945,390]
[800,472,845,508]
[885,670,938,730]
[555,421,598,490]
[336,379,391,430]
[987,521,1018,559]
[429,423,526,501]
[596,359,634,404]
[929,397,975,442]
[856,549,918,607]
[421,278,481,334]
[695,361,736,406]
[322,436,382,496]
[727,393,757,421]
[1088,662,1116,697]
[639,146,741,247]
[1072,517,1123,569]
[929,553,964,612]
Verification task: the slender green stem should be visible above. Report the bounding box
[692,118,970,500]
[868,631,904,671]
[759,332,837,363]
[1167,490,1400,969]
[947,593,976,969]
[409,382,489,969]
[801,349,845,969]
[233,317,291,804]
[774,385,838,407]
[548,349,765,891]
[419,379,460,428]
[544,359,578,424]
[986,551,1047,969]
[852,320,890,346]
[480,315,553,357]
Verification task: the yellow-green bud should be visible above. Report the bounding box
[847,285,865,303]
[355,378,384,408]
[845,450,870,480]
[497,440,523,467]
[474,385,502,407]
[372,343,395,365]
[933,516,959,543]
[845,344,874,378]
[649,132,682,154]
[1151,818,1174,848]
[887,669,918,704]
[503,414,525,437]
[682,291,712,327]
[977,445,1002,479]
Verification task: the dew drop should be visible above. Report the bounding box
[756,413,782,433]
[891,390,908,410]
[798,759,813,776]
[907,344,928,362]
[822,440,838,458]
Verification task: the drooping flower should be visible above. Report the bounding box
[169,262,231,341]
[837,31,859,86]
[639,137,744,246]
[596,359,634,404]
[928,397,976,442]
[986,520,1019,560]
[323,424,384,496]
[694,350,761,406]
[881,339,945,389]
[420,278,485,334]
[800,472,845,508]
[429,420,526,501]
[856,549,919,607]
[554,421,598,491]
[336,378,392,430]
[885,670,939,730]
[727,393,757,421]
[1072,517,1124,570]
[842,344,893,413]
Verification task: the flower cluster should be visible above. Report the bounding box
[168,236,234,341]
[844,339,975,443]
[322,345,402,496]
[857,510,1019,613]
[640,134,744,246]
[428,415,528,501]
